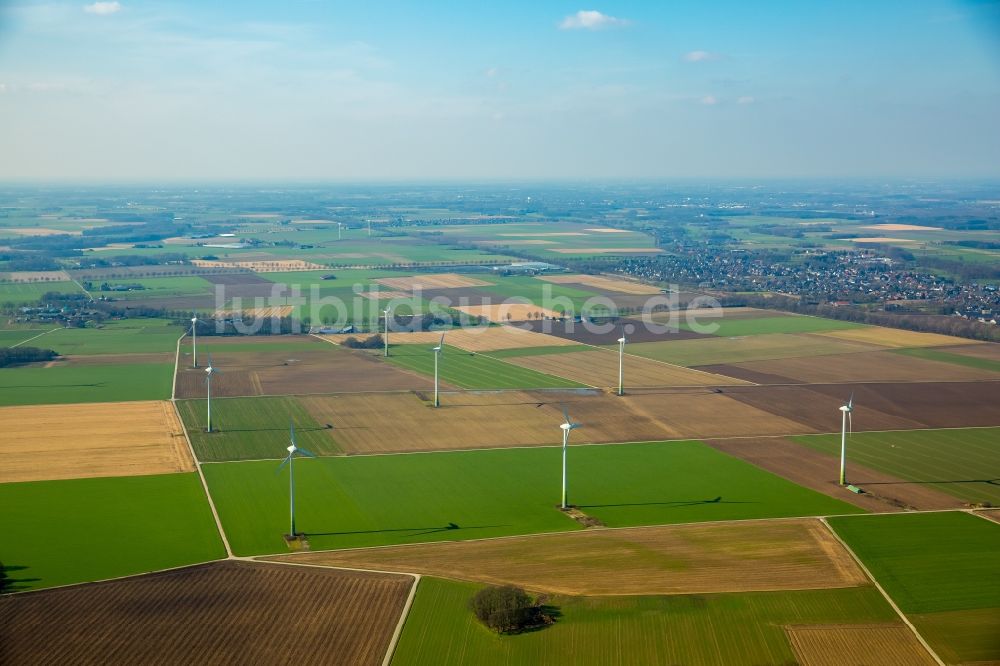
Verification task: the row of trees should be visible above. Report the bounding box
[0,347,57,367]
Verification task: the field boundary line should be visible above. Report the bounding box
[171,331,233,558]
[9,326,60,348]
[383,573,420,666]
[818,517,945,666]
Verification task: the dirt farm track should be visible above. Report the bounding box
[0,562,413,666]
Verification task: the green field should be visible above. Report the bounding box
[91,275,214,299]
[202,440,861,556]
[794,427,1000,505]
[0,328,56,347]
[0,473,225,591]
[194,339,327,353]
[177,395,340,462]
[829,512,1000,664]
[392,578,897,666]
[892,346,1000,373]
[621,332,867,367]
[684,314,864,337]
[43,319,183,355]
[384,344,585,389]
[0,361,173,405]
[0,281,83,305]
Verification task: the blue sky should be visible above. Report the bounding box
[0,1,998,181]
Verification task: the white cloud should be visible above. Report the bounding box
[737,96,755,105]
[559,10,629,31]
[0,83,6,94]
[683,50,721,63]
[83,2,121,15]
[484,67,499,78]
[700,95,718,105]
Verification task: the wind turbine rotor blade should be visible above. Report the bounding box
[561,404,571,425]
[275,454,291,473]
[296,447,318,458]
[847,392,854,410]
[848,410,852,436]
[289,419,296,447]
[439,332,446,348]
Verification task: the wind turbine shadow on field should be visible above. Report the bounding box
[578,497,755,509]
[304,523,506,538]
[0,564,41,593]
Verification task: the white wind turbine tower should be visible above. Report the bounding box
[337,222,343,240]
[839,393,853,485]
[277,420,317,538]
[559,405,582,509]
[617,329,627,396]
[383,307,391,357]
[204,353,220,433]
[432,332,445,407]
[190,314,199,368]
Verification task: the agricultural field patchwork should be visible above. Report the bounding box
[177,395,340,461]
[274,518,866,596]
[0,280,83,304]
[814,326,980,349]
[829,512,1000,664]
[622,332,881,367]
[41,319,183,355]
[707,349,1000,384]
[295,389,810,455]
[794,427,1000,505]
[0,562,412,666]
[0,400,192,483]
[383,344,585,389]
[391,578,902,666]
[203,440,861,556]
[0,472,224,591]
[502,348,743,388]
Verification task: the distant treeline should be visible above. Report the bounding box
[0,346,57,367]
[718,293,1000,342]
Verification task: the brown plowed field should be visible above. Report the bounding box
[272,519,865,596]
[975,509,1000,524]
[0,401,193,483]
[538,274,663,294]
[708,350,1000,384]
[719,382,1000,432]
[375,273,491,290]
[706,437,962,511]
[786,624,937,666]
[298,389,805,454]
[0,561,412,666]
[174,347,433,398]
[503,349,745,387]
[520,318,713,344]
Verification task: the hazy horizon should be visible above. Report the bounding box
[2,1,1000,182]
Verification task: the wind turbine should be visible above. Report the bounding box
[190,314,199,368]
[383,307,391,357]
[337,221,343,241]
[432,332,445,407]
[616,328,627,396]
[839,393,853,485]
[276,420,317,538]
[559,405,582,509]
[204,353,220,433]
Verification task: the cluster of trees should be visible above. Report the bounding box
[0,347,57,367]
[469,585,557,634]
[340,334,384,349]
